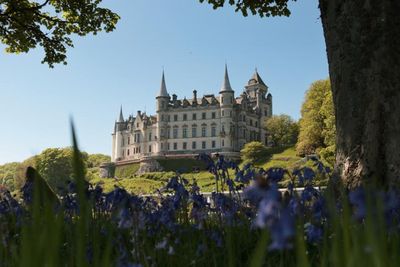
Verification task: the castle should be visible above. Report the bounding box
[111,66,272,164]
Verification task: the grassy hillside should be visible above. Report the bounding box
[90,148,306,195]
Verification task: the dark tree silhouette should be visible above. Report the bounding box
[0,0,119,67]
[199,0,400,188]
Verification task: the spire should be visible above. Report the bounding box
[157,70,169,98]
[118,105,124,122]
[220,64,233,93]
[249,69,266,86]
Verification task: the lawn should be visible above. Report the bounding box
[90,147,309,194]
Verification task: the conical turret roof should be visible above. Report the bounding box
[118,106,124,122]
[220,64,233,93]
[248,69,266,86]
[157,70,169,97]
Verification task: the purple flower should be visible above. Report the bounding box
[266,168,286,183]
[305,223,323,243]
[349,187,366,221]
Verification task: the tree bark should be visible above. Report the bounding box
[319,0,400,188]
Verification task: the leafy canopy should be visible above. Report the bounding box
[199,0,294,17]
[296,79,336,164]
[0,0,119,67]
[240,141,268,164]
[264,114,298,147]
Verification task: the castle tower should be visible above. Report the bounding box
[112,106,125,162]
[245,69,268,108]
[156,71,170,154]
[219,64,235,152]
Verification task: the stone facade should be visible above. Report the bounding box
[111,66,273,164]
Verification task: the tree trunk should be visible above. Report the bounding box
[319,0,400,188]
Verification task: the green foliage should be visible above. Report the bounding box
[0,162,19,191]
[264,114,299,147]
[240,141,269,164]
[34,147,87,193]
[0,0,119,67]
[87,153,110,168]
[114,164,140,179]
[13,156,37,190]
[296,78,336,165]
[158,158,207,173]
[198,0,294,17]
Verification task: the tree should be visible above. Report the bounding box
[264,114,298,147]
[319,87,336,165]
[296,79,330,154]
[296,79,335,165]
[87,153,110,168]
[34,147,88,192]
[241,141,268,164]
[0,0,119,67]
[198,0,400,188]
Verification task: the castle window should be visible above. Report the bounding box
[222,125,225,133]
[161,143,163,150]
[222,139,225,147]
[201,127,206,137]
[250,120,253,127]
[212,112,216,119]
[167,115,171,122]
[127,137,130,145]
[183,127,188,138]
[149,145,152,153]
[211,126,216,137]
[122,138,125,146]
[161,129,164,138]
[134,135,136,142]
[255,121,258,127]
[202,141,206,149]
[127,149,130,156]
[192,126,197,137]
[183,142,187,149]
[243,115,246,122]
[192,141,196,149]
[149,132,152,141]
[173,128,178,139]
[192,113,197,120]
[222,110,224,117]
[202,112,206,119]
[137,123,139,128]
[212,140,216,148]
[264,109,268,116]
[174,115,178,121]
[173,143,177,150]
[183,114,187,121]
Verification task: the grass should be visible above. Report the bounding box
[257,146,302,170]
[90,170,232,194]
[91,146,318,194]
[2,126,399,267]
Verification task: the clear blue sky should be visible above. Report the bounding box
[0,0,328,164]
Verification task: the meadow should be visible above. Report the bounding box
[0,130,399,266]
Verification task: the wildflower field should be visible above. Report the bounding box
[1,130,399,266]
